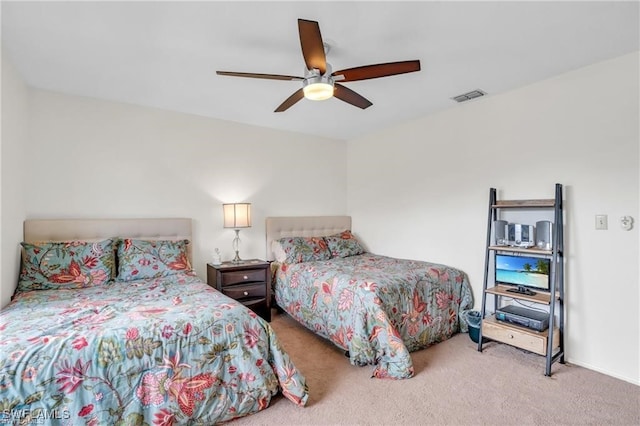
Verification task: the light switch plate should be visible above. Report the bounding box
[595,214,608,230]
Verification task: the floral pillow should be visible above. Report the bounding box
[272,236,331,264]
[324,230,366,258]
[117,239,193,281]
[18,239,116,292]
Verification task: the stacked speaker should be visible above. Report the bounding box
[492,220,553,249]
[535,220,553,250]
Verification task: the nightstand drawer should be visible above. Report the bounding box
[221,269,266,286]
[222,283,266,300]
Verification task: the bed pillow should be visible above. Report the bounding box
[117,238,192,281]
[272,236,331,264]
[324,230,366,258]
[17,239,116,292]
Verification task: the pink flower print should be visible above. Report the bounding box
[9,350,25,361]
[172,296,182,305]
[136,371,169,406]
[183,323,192,335]
[435,291,450,310]
[360,281,378,292]
[126,328,140,340]
[56,359,91,394]
[89,269,108,285]
[73,273,89,285]
[22,367,37,382]
[243,324,261,348]
[0,375,12,391]
[78,404,94,416]
[153,408,175,426]
[138,258,152,266]
[225,323,235,334]
[161,325,174,339]
[337,289,354,311]
[86,417,99,426]
[82,256,99,269]
[169,373,215,417]
[94,392,103,401]
[161,352,190,369]
[72,336,88,350]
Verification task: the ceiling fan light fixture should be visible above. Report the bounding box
[303,82,334,100]
[303,73,334,101]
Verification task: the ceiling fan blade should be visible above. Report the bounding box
[334,84,373,110]
[216,71,303,81]
[333,60,421,82]
[298,19,326,74]
[275,88,305,112]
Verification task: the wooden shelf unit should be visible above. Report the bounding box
[485,284,558,304]
[478,184,565,376]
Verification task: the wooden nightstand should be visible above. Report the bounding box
[206,259,271,322]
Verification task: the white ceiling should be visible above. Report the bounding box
[2,1,638,141]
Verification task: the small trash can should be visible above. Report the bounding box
[465,310,482,343]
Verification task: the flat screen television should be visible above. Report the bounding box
[495,253,551,294]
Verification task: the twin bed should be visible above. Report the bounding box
[1,216,473,424]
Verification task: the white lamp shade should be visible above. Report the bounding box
[223,203,251,228]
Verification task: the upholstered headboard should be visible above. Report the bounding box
[265,216,352,261]
[23,218,193,263]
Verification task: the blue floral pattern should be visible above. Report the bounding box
[18,239,115,292]
[0,273,308,425]
[273,236,331,264]
[117,239,193,281]
[274,253,473,379]
[324,230,366,258]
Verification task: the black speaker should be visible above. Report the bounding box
[493,220,508,246]
[536,220,553,250]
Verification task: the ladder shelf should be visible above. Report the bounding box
[477,183,565,376]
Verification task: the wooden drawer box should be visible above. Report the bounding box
[221,283,266,301]
[221,269,266,287]
[482,316,559,356]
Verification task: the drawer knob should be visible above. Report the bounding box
[243,291,249,296]
[243,275,248,280]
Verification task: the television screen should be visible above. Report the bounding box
[495,253,550,292]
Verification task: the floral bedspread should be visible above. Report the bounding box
[274,254,473,379]
[0,273,308,425]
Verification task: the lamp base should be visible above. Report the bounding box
[232,229,242,263]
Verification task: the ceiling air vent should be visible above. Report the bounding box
[452,89,487,103]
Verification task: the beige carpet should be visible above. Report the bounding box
[234,311,639,426]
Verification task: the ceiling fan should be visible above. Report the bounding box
[216,19,421,112]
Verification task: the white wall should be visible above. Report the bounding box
[3,50,638,384]
[1,51,28,308]
[347,52,639,384]
[22,90,347,284]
